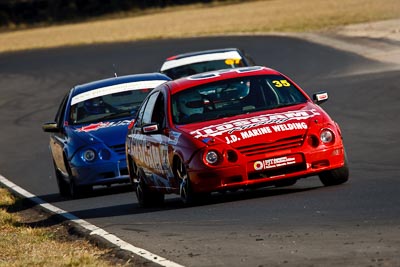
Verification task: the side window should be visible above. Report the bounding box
[151,93,165,127]
[55,93,69,126]
[135,97,149,127]
[141,92,159,125]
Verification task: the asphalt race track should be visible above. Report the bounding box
[1,36,399,266]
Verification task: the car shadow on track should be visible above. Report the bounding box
[163,185,323,210]
[29,184,324,224]
[39,183,135,204]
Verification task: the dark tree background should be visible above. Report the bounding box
[0,0,230,28]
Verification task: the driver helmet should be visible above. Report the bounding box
[178,90,203,117]
[84,96,107,114]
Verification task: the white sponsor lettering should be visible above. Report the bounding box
[192,110,318,138]
[271,122,308,132]
[240,126,272,139]
[225,134,240,145]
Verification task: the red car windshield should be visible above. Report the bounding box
[171,75,308,125]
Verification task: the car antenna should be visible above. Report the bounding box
[113,64,118,77]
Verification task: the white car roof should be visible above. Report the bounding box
[160,50,242,71]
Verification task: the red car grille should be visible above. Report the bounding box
[236,135,304,157]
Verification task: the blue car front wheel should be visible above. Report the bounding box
[53,161,70,197]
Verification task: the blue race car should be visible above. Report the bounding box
[42,73,171,198]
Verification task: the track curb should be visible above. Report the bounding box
[0,174,184,267]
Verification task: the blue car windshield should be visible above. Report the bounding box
[70,89,151,125]
[171,75,308,125]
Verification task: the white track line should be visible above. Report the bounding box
[0,174,184,267]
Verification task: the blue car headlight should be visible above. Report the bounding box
[82,149,96,162]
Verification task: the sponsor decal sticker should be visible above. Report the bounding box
[191,109,319,139]
[168,131,181,145]
[132,135,163,171]
[132,135,174,178]
[253,154,302,171]
[76,120,131,132]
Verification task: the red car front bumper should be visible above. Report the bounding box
[188,145,345,193]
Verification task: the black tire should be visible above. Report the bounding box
[69,179,80,198]
[63,158,80,199]
[175,159,208,205]
[54,167,70,197]
[319,157,349,186]
[69,179,91,198]
[127,156,138,190]
[135,169,164,208]
[66,166,91,198]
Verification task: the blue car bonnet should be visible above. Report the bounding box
[71,119,131,147]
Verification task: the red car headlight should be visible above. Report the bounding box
[202,148,239,166]
[320,129,335,145]
[204,150,220,165]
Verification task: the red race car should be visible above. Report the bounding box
[126,66,349,207]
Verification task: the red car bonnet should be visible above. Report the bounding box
[175,102,326,148]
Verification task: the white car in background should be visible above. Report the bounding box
[159,48,255,79]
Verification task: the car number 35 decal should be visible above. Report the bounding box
[272,79,291,87]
